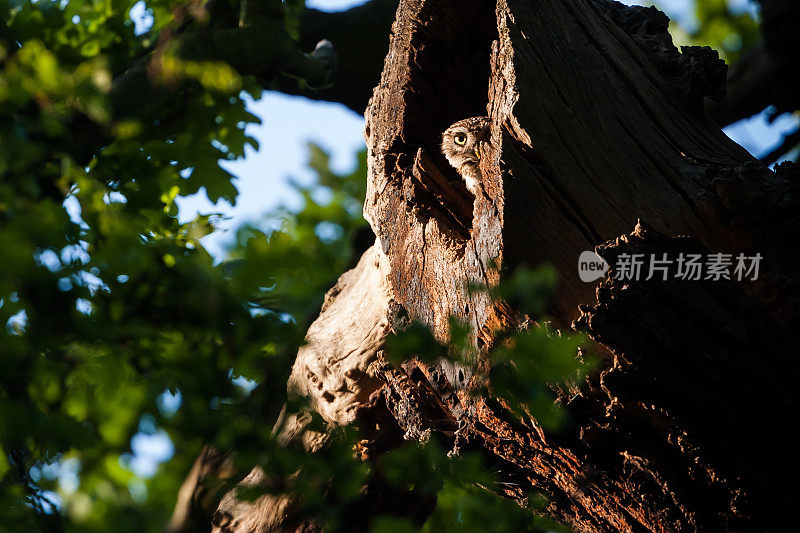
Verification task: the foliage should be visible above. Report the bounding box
[0,0,362,529]
[370,441,567,533]
[656,0,760,63]
[689,0,759,62]
[227,144,369,322]
[386,264,594,432]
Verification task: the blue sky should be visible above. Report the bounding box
[174,0,797,260]
[175,92,366,257]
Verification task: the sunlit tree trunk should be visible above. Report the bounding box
[172,0,800,531]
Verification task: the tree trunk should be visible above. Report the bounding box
[175,0,800,531]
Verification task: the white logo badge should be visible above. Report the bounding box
[578,251,609,282]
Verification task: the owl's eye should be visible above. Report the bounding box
[453,133,467,146]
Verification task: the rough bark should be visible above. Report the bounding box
[181,0,800,531]
[357,0,798,528]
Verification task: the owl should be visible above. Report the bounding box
[441,116,491,194]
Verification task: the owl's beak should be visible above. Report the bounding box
[473,144,481,161]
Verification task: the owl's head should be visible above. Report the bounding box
[441,116,491,177]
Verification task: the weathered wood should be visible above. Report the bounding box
[287,245,393,426]
[571,223,797,531]
[363,0,506,345]
[368,222,798,531]
[491,0,800,326]
[205,246,395,531]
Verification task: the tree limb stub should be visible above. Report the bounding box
[274,0,398,114]
[363,0,504,344]
[206,246,396,531]
[287,244,392,426]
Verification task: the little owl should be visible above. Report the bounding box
[440,116,491,194]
